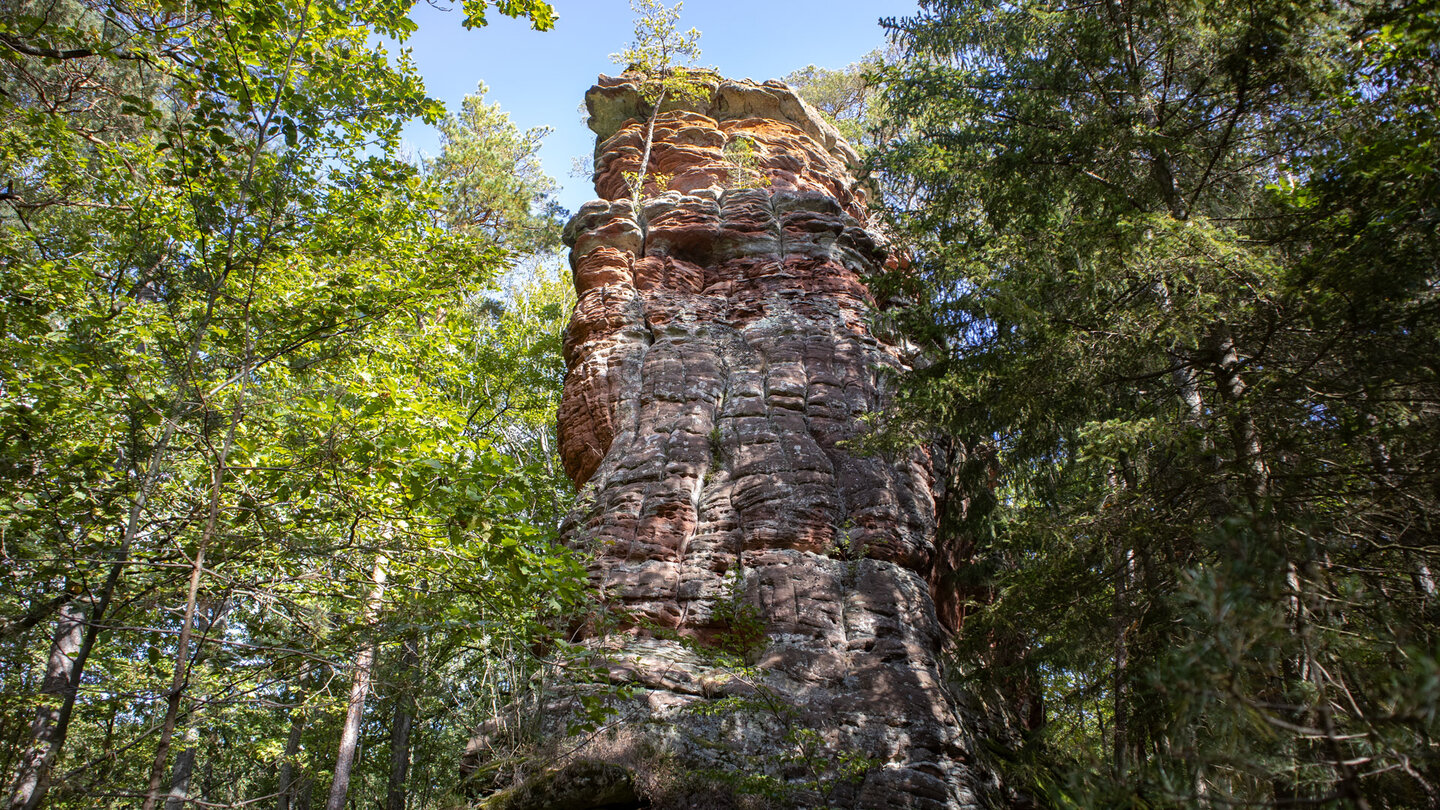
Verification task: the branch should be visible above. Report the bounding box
[0,32,144,62]
[0,592,75,640]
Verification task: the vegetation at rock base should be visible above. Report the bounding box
[872,0,1440,805]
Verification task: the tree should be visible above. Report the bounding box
[4,599,84,810]
[877,0,1439,805]
[0,0,583,807]
[429,83,563,252]
[609,0,707,202]
[324,558,386,810]
[783,50,890,152]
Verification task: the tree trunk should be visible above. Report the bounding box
[5,596,85,810]
[162,731,197,810]
[324,557,387,810]
[1210,323,1268,506]
[294,775,314,810]
[631,87,667,204]
[199,736,215,807]
[384,637,419,810]
[141,535,211,810]
[8,418,180,810]
[156,605,229,810]
[276,707,305,810]
[143,381,246,810]
[1111,533,1136,776]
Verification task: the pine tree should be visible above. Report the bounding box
[877,0,1440,804]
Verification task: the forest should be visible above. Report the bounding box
[0,0,1435,808]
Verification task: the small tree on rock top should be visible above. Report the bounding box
[610,0,708,204]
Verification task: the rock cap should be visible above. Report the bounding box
[586,72,860,169]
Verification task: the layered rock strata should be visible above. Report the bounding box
[473,75,998,810]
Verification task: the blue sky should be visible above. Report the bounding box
[393,0,919,213]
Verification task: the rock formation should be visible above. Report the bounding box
[469,74,1000,810]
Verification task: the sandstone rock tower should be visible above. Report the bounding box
[483,74,998,810]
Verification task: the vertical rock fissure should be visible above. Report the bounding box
[492,73,1004,810]
[769,191,787,262]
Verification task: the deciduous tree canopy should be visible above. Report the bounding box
[0,1,581,808]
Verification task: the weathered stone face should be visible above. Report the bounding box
[473,75,1000,810]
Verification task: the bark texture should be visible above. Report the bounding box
[5,598,85,810]
[325,557,386,810]
[469,74,1001,810]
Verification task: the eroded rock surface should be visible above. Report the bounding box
[471,75,1000,810]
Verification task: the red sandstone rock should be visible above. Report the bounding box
[473,75,1002,810]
